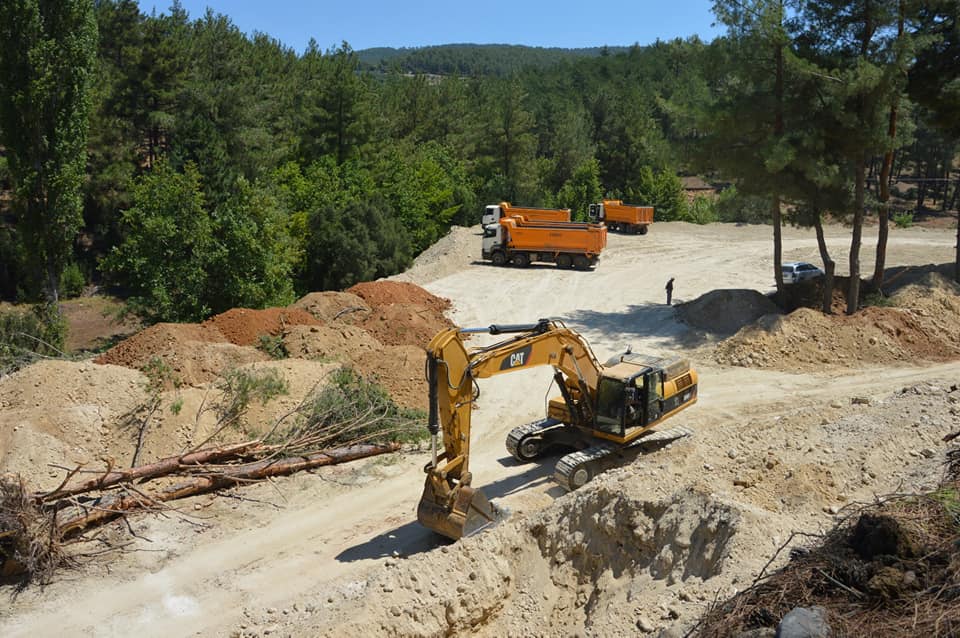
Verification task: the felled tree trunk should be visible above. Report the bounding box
[56,443,400,539]
[39,442,261,502]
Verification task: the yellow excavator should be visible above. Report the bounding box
[417,318,698,540]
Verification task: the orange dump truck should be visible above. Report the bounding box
[482,202,571,226]
[481,216,606,269]
[588,199,653,235]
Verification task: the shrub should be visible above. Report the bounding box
[283,366,427,447]
[716,186,771,224]
[60,262,86,299]
[215,367,289,428]
[682,195,719,224]
[892,211,914,228]
[257,334,288,359]
[626,167,687,221]
[0,303,67,375]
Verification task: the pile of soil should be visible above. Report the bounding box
[0,361,148,488]
[94,323,228,368]
[203,308,322,347]
[282,326,429,410]
[357,303,453,348]
[714,274,960,371]
[389,225,482,285]
[282,325,382,362]
[678,289,781,335]
[346,280,451,314]
[290,291,371,322]
[354,344,427,411]
[93,323,268,386]
[93,282,452,390]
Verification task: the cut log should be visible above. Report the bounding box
[56,443,401,538]
[38,441,262,503]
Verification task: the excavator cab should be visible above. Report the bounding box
[593,374,650,437]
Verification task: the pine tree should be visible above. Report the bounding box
[793,0,908,313]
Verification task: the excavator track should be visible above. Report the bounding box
[554,443,617,491]
[553,426,694,492]
[627,425,694,449]
[506,418,562,462]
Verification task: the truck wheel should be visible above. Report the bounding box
[491,251,507,266]
[573,255,590,270]
[511,253,530,267]
[555,254,572,269]
[638,225,649,235]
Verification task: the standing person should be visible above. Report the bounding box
[665,277,675,305]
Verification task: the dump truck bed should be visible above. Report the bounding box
[501,217,606,255]
[602,200,654,225]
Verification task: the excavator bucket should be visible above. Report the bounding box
[416,479,500,540]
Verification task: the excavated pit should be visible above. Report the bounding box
[309,480,747,637]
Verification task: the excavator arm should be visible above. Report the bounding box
[418,319,602,539]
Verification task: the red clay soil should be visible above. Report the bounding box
[290,291,371,322]
[203,308,322,347]
[94,281,453,405]
[358,303,454,348]
[346,281,451,313]
[94,323,228,368]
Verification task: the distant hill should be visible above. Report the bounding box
[356,43,629,76]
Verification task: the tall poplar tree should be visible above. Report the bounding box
[0,0,98,303]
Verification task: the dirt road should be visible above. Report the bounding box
[2,221,957,637]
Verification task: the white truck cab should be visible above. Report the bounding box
[481,204,504,226]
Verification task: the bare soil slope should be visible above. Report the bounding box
[715,274,960,371]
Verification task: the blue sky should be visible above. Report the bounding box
[145,1,722,53]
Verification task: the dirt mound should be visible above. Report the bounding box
[94,323,227,368]
[290,291,371,322]
[94,322,268,385]
[679,289,781,334]
[154,341,270,385]
[0,361,148,489]
[357,302,454,348]
[282,325,382,362]
[354,345,427,411]
[204,307,322,347]
[346,280,451,313]
[282,326,426,410]
[295,284,453,348]
[390,225,482,285]
[715,277,960,371]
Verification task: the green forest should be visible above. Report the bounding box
[0,0,957,338]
